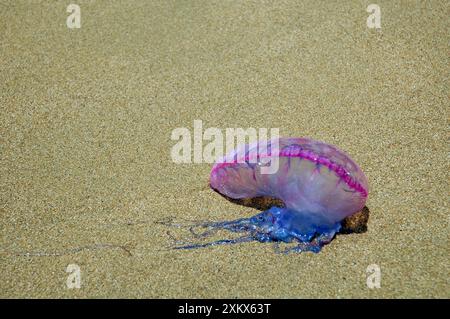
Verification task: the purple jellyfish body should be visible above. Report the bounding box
[176,137,369,253]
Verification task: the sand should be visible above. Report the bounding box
[0,0,448,298]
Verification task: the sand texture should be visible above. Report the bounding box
[1,0,448,298]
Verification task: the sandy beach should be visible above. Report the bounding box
[1,0,448,298]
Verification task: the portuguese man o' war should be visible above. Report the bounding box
[166,137,369,253]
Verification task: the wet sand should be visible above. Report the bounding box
[1,1,448,298]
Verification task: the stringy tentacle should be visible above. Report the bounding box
[158,213,341,253]
[173,235,255,250]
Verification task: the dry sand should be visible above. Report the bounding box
[0,0,448,298]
